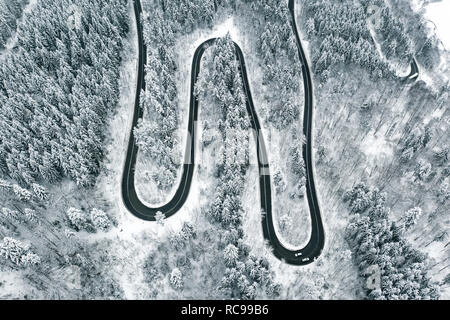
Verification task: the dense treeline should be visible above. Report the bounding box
[0,0,129,187]
[245,0,301,128]
[389,0,441,70]
[303,0,416,80]
[199,35,251,228]
[344,183,439,300]
[0,0,28,49]
[161,0,215,33]
[302,0,391,81]
[201,36,279,299]
[360,0,413,63]
[288,135,306,197]
[135,7,180,190]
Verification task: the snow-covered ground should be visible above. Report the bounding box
[424,0,450,50]
[0,271,35,299]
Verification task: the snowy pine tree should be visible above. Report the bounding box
[66,207,88,231]
[169,268,184,290]
[90,208,111,231]
[403,207,422,230]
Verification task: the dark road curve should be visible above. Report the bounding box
[122,0,325,265]
[404,58,419,82]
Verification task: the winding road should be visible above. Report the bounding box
[122,0,325,265]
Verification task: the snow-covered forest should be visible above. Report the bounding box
[143,35,280,299]
[300,0,448,299]
[0,0,28,50]
[0,0,129,299]
[0,0,128,186]
[0,0,448,300]
[344,183,440,299]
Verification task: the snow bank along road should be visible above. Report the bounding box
[405,58,419,82]
[122,0,325,265]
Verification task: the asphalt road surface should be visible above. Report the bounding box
[122,0,325,265]
[405,58,419,82]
